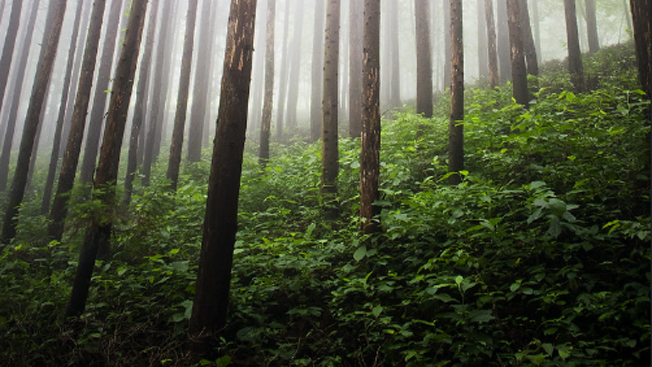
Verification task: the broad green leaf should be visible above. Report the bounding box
[372,305,383,318]
[354,246,367,262]
[542,343,554,356]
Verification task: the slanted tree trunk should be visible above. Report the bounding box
[321,0,341,219]
[520,0,538,77]
[360,0,380,234]
[124,0,158,205]
[0,0,23,119]
[64,0,148,318]
[48,0,109,243]
[497,0,511,84]
[41,0,85,215]
[167,0,199,191]
[1,0,67,245]
[286,1,304,132]
[274,0,291,139]
[448,0,464,185]
[258,0,275,165]
[310,0,325,142]
[0,0,40,192]
[485,0,499,88]
[415,0,433,118]
[585,0,599,53]
[348,0,363,138]
[629,0,650,97]
[79,0,123,186]
[564,0,585,92]
[188,0,257,350]
[506,0,529,105]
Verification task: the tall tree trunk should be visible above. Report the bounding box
[0,0,40,192]
[388,0,400,106]
[506,0,529,105]
[623,0,633,34]
[415,0,433,118]
[1,0,67,245]
[41,0,84,215]
[443,0,452,89]
[585,0,599,53]
[48,0,109,243]
[187,0,214,163]
[629,1,650,98]
[79,0,123,186]
[321,0,341,219]
[0,0,23,119]
[188,0,257,350]
[166,0,199,191]
[448,0,464,185]
[520,0,538,77]
[348,0,363,138]
[530,0,541,61]
[124,0,158,205]
[360,0,380,234]
[64,0,148,318]
[285,1,304,132]
[485,0,499,88]
[497,0,511,84]
[310,0,325,142]
[477,0,489,82]
[564,0,585,92]
[274,0,291,139]
[258,0,275,165]
[248,0,266,133]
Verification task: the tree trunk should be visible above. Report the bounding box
[506,0,529,105]
[124,0,158,205]
[274,0,291,139]
[388,0,400,106]
[485,0,499,88]
[497,0,511,84]
[310,0,325,142]
[0,0,40,192]
[65,0,148,318]
[0,0,23,119]
[188,0,257,350]
[166,0,199,191]
[530,0,541,61]
[79,0,124,186]
[585,0,599,53]
[1,0,67,245]
[48,0,109,243]
[564,0,585,92]
[448,0,464,185]
[520,0,538,77]
[477,0,489,82]
[258,0,275,165]
[623,0,633,34]
[41,0,84,215]
[321,0,341,219]
[629,1,650,98]
[285,1,304,132]
[443,0,452,89]
[348,0,363,138]
[360,0,380,234]
[415,0,433,118]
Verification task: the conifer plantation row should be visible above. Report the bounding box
[0,0,649,366]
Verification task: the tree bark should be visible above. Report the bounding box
[258,0,275,165]
[321,0,341,219]
[310,0,325,142]
[448,0,464,185]
[477,0,489,82]
[274,0,291,139]
[0,0,23,119]
[443,0,452,89]
[564,0,585,92]
[41,0,85,215]
[520,0,538,77]
[1,0,67,245]
[506,0,529,105]
[348,0,363,138]
[48,0,109,242]
[388,0,400,106]
[65,0,148,318]
[167,0,199,191]
[360,0,380,234]
[415,0,433,118]
[585,0,599,53]
[497,0,511,84]
[188,0,257,349]
[629,0,650,98]
[530,0,541,60]
[485,0,499,88]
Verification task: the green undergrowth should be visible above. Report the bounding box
[0,44,649,366]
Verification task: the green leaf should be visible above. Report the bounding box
[431,293,456,303]
[468,309,495,323]
[548,215,562,238]
[372,305,383,318]
[548,198,567,217]
[354,246,367,262]
[542,343,554,356]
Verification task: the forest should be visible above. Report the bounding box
[0,0,650,366]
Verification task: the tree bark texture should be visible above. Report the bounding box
[415,0,433,118]
[258,0,275,165]
[360,0,380,234]
[629,0,651,97]
[1,0,67,245]
[188,0,257,347]
[564,0,585,92]
[585,0,599,53]
[348,0,363,138]
[65,0,148,318]
[506,0,529,105]
[167,0,199,191]
[484,0,499,88]
[0,0,23,119]
[48,0,108,243]
[41,0,85,215]
[321,0,341,219]
[448,0,464,185]
[310,0,325,142]
[520,0,538,77]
